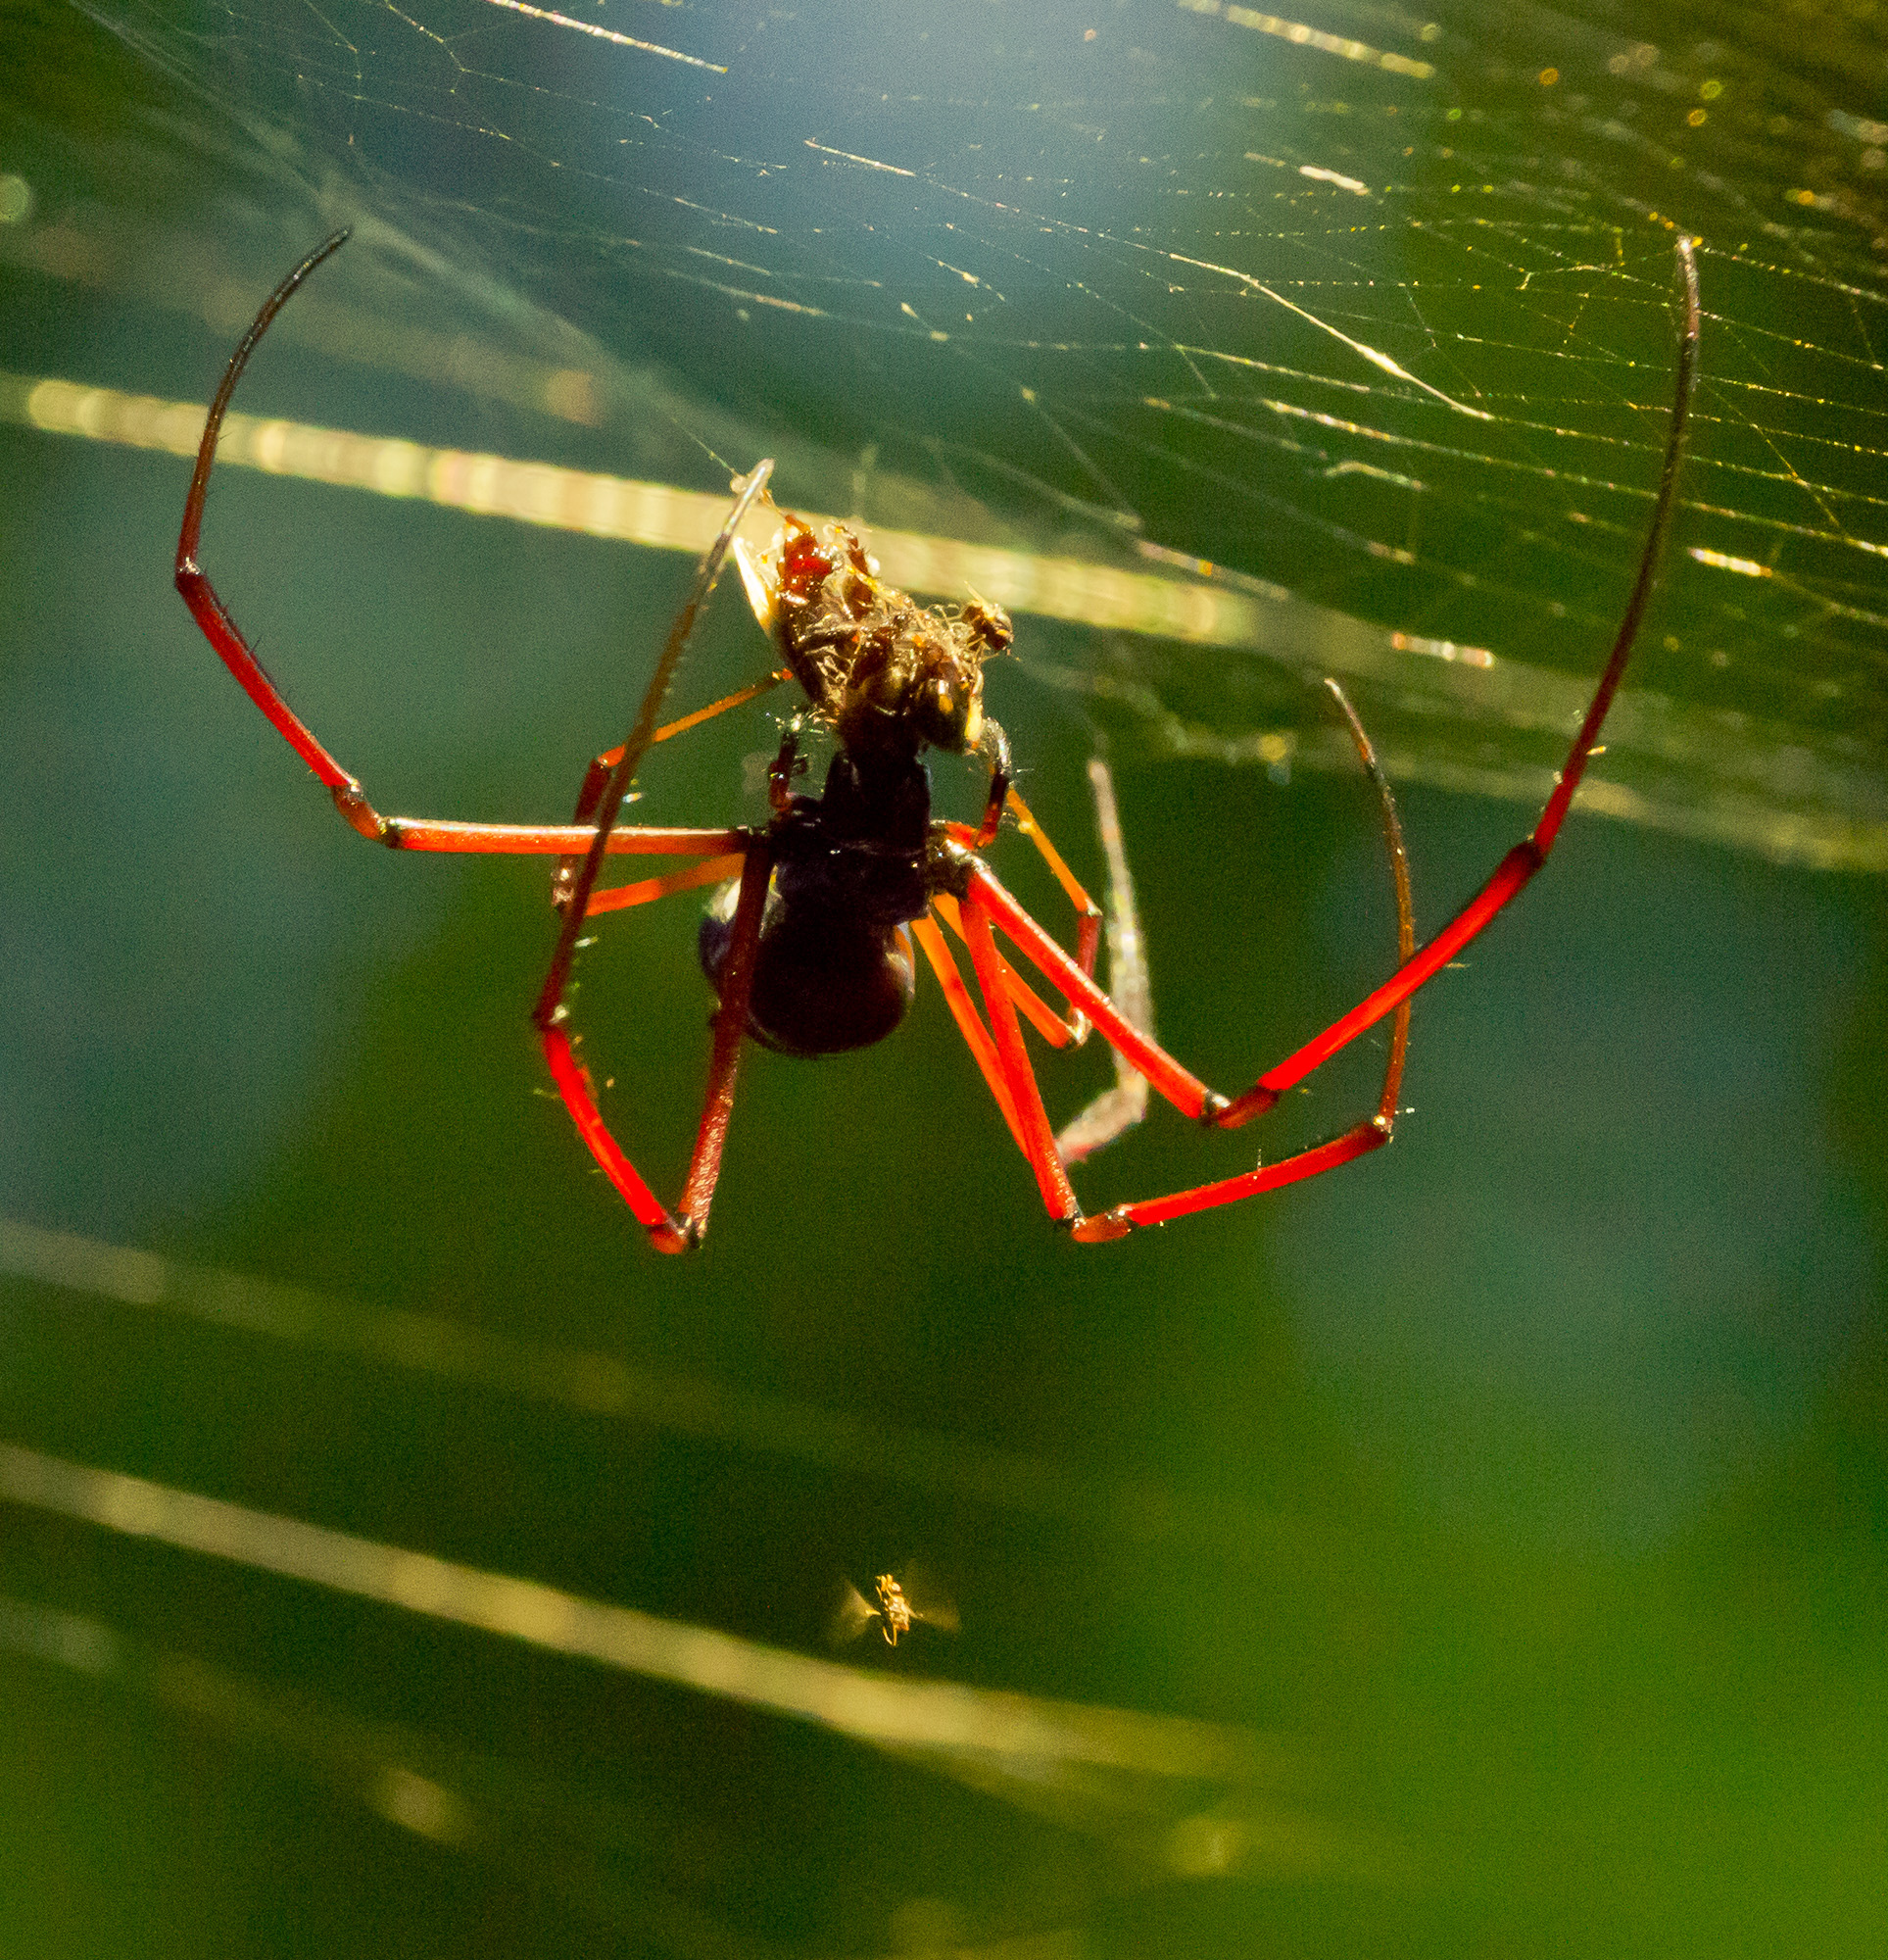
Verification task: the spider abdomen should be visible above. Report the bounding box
[734,906,916,1057]
[699,750,932,1057]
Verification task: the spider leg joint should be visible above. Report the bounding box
[331,781,387,843]
[648,1216,703,1256]
[924,829,979,898]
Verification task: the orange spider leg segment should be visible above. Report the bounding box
[966,865,1214,1119]
[929,893,1083,1052]
[584,851,747,917]
[929,778,1109,1053]
[926,758,1156,1170]
[653,669,795,745]
[908,912,1030,1155]
[987,784,1103,1031]
[375,822,745,856]
[945,781,1103,1011]
[958,891,1086,1223]
[557,669,794,867]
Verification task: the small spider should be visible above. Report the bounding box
[175,233,1699,1250]
[833,1571,959,1647]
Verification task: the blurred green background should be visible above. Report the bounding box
[1,0,1884,1952]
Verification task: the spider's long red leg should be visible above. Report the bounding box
[533,842,764,1236]
[540,846,773,1250]
[962,840,1402,1238]
[584,852,747,915]
[943,781,1104,1028]
[175,235,779,1243]
[531,441,777,1246]
[173,235,364,810]
[665,843,775,1250]
[961,858,1383,1229]
[1212,235,1700,1130]
[173,230,477,850]
[175,230,780,873]
[955,687,1416,1136]
[951,238,1695,1239]
[962,863,1213,1119]
[953,682,1414,1237]
[929,894,1088,1051]
[1054,681,1419,1237]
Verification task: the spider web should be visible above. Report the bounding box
[15,0,1888,867]
[3,7,1886,1948]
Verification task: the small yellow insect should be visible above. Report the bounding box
[834,1570,960,1647]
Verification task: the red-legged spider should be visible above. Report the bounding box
[175,233,1699,1251]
